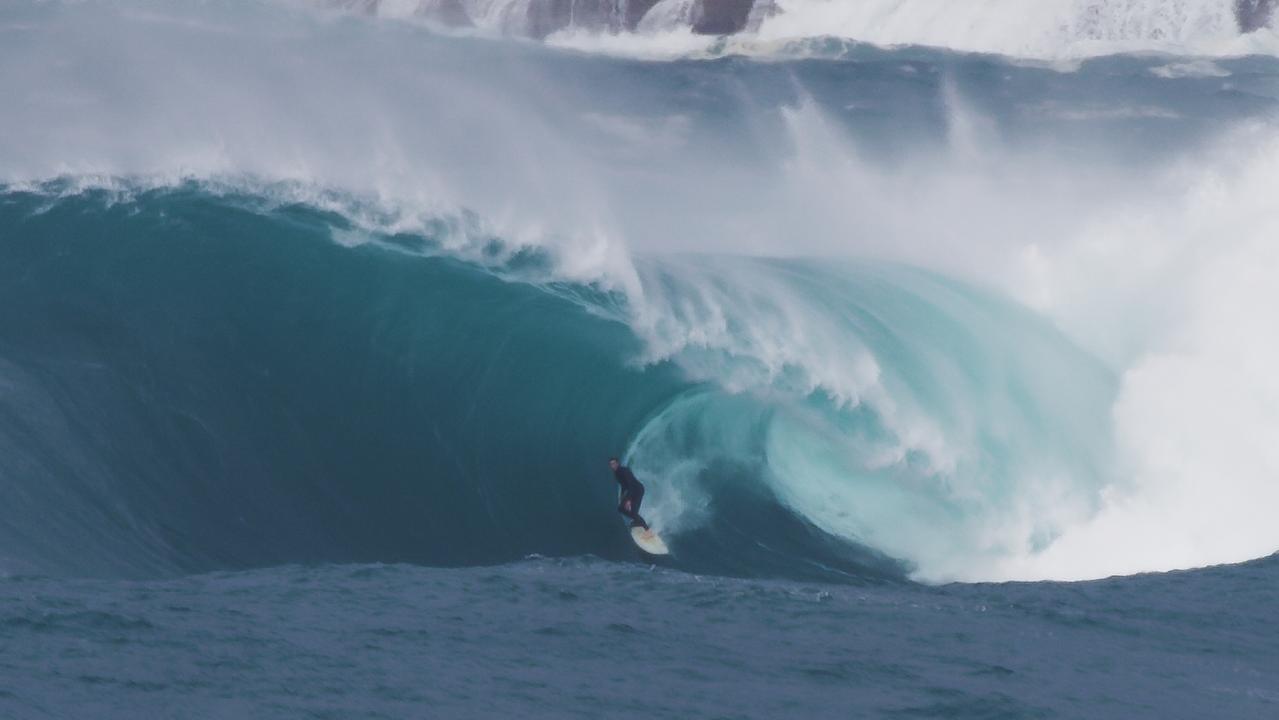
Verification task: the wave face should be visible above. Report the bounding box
[352,0,1279,58]
[0,187,1113,582]
[3,0,1279,583]
[0,187,681,578]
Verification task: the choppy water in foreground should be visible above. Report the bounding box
[3,556,1276,719]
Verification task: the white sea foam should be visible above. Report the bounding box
[1151,59,1233,77]
[354,0,1279,60]
[754,0,1278,59]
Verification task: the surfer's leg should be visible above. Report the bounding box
[629,488,649,530]
[617,497,649,530]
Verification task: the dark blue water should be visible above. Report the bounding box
[3,556,1277,719]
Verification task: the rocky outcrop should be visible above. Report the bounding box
[343,0,762,38]
[416,0,473,28]
[523,0,663,38]
[691,0,756,35]
[743,0,778,32]
[625,0,667,30]
[1236,0,1277,33]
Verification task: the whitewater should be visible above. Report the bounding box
[361,0,1279,58]
[2,1,1278,717]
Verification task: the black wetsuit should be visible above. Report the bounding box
[613,465,649,530]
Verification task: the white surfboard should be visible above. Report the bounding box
[630,526,670,555]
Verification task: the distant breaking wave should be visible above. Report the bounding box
[340,0,1279,58]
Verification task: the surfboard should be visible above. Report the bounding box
[630,526,670,555]
[618,483,668,554]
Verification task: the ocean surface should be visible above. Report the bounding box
[3,557,1277,719]
[2,1,1279,718]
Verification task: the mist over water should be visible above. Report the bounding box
[3,0,1279,582]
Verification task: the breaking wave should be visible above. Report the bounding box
[3,0,1279,583]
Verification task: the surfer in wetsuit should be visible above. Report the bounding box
[609,457,650,530]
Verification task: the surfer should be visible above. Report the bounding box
[609,457,650,530]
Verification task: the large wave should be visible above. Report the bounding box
[0,185,675,578]
[0,185,1114,583]
[3,0,1279,582]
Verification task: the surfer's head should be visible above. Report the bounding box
[608,457,620,470]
